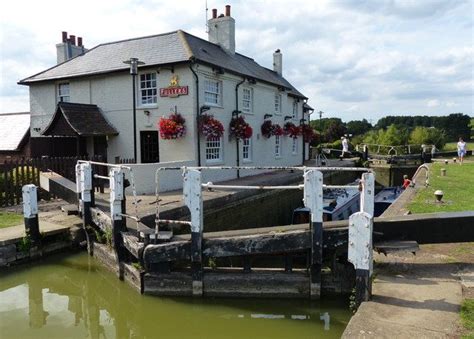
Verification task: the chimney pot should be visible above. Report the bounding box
[212,8,217,19]
[78,37,83,47]
[225,5,231,16]
[69,35,76,46]
[62,31,68,43]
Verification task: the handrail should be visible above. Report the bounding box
[412,164,430,186]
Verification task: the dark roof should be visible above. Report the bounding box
[0,112,30,151]
[303,102,314,112]
[19,30,306,99]
[42,102,118,137]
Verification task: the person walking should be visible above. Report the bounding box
[341,136,349,158]
[457,137,467,165]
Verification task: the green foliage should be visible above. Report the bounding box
[346,119,373,136]
[131,262,143,271]
[363,124,409,146]
[104,228,113,248]
[18,235,32,253]
[461,299,474,337]
[376,113,471,141]
[9,166,39,188]
[208,257,217,270]
[409,127,446,149]
[349,288,358,314]
[0,212,23,229]
[408,162,474,214]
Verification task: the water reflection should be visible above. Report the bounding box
[0,253,350,339]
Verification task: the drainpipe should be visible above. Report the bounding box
[234,78,246,178]
[302,101,306,165]
[189,61,201,167]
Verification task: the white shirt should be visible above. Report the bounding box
[457,141,466,151]
[342,138,349,152]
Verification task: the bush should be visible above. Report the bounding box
[409,127,446,150]
[8,166,39,188]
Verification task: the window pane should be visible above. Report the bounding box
[206,137,222,161]
[139,73,157,105]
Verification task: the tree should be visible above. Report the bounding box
[324,121,347,142]
[409,127,446,149]
[362,124,409,146]
[346,119,372,136]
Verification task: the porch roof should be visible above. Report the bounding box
[42,102,119,137]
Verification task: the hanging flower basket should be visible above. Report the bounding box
[302,124,316,142]
[229,116,252,139]
[283,122,301,139]
[261,121,284,138]
[158,113,186,139]
[199,114,224,140]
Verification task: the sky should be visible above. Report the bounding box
[0,0,472,122]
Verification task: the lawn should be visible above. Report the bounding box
[0,212,23,229]
[442,141,458,151]
[408,162,474,214]
[461,299,474,338]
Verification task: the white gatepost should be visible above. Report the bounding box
[303,169,324,299]
[22,184,40,242]
[183,169,203,296]
[360,172,375,218]
[75,163,82,214]
[79,163,92,226]
[348,211,373,306]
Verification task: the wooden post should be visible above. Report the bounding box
[183,169,203,296]
[360,172,375,278]
[75,163,82,214]
[110,167,126,279]
[348,211,373,307]
[303,169,324,299]
[22,184,40,243]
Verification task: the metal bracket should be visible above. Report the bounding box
[22,184,38,218]
[183,169,203,234]
[348,211,373,271]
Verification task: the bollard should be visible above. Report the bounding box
[183,169,204,296]
[441,168,446,177]
[303,169,324,299]
[22,184,40,242]
[348,211,373,307]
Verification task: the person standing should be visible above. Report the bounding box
[341,136,349,158]
[457,137,467,165]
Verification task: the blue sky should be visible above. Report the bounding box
[0,0,472,122]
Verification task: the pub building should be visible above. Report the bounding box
[19,5,312,171]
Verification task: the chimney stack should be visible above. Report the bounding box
[208,5,235,54]
[56,32,87,64]
[273,49,282,76]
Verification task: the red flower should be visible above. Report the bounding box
[199,114,224,139]
[283,122,301,138]
[230,116,253,139]
[158,113,186,139]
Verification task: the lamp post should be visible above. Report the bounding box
[123,57,145,163]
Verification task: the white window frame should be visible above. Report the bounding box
[58,83,70,102]
[205,137,223,163]
[242,87,253,114]
[242,137,252,162]
[204,79,222,106]
[292,101,298,119]
[139,72,157,106]
[292,137,298,155]
[275,135,281,158]
[274,93,282,115]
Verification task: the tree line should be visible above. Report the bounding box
[309,113,472,149]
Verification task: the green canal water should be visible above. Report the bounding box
[0,253,351,338]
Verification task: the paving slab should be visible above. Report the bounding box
[0,221,71,246]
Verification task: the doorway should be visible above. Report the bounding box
[140,131,160,163]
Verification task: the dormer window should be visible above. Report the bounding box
[58,83,70,102]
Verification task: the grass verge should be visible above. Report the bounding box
[461,299,474,338]
[0,212,23,229]
[408,162,474,213]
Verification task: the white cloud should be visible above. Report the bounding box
[427,99,441,107]
[0,0,472,122]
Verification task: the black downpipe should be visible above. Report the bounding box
[189,62,201,167]
[302,102,306,165]
[235,78,246,178]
